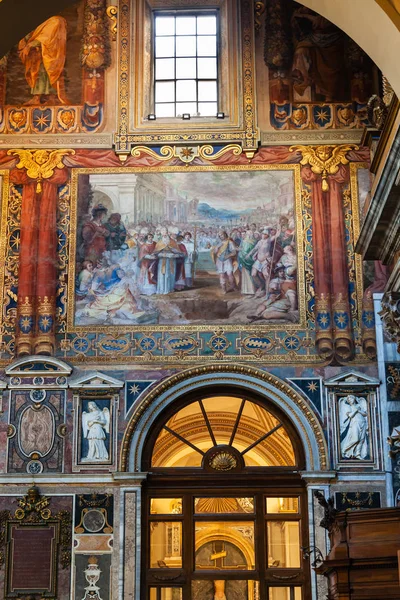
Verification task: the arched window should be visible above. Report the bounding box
[142,392,310,600]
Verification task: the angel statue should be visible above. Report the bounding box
[82,401,110,461]
[339,394,369,460]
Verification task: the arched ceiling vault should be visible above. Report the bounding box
[0,0,400,96]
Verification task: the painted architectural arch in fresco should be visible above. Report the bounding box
[68,166,304,329]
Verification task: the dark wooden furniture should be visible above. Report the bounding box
[316,507,400,599]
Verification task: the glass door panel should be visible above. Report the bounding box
[267,521,301,568]
[195,521,255,570]
[150,521,183,568]
[150,588,183,600]
[192,580,258,599]
[268,587,302,600]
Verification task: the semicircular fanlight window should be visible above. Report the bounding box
[151,396,296,468]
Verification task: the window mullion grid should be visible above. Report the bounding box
[174,15,177,117]
[195,15,198,116]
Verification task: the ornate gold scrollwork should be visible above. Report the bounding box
[254,1,266,32]
[7,149,75,192]
[131,144,243,164]
[379,292,400,353]
[289,144,357,191]
[106,5,118,40]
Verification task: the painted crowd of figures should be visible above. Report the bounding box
[75,203,298,325]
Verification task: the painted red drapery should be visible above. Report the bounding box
[0,146,369,360]
[10,167,68,356]
[301,164,353,362]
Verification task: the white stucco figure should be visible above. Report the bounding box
[339,394,369,460]
[82,401,110,461]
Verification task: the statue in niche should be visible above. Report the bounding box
[82,401,110,462]
[339,394,369,460]
[18,15,69,106]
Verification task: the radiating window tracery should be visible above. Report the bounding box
[151,396,296,468]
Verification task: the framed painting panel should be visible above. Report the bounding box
[67,165,305,333]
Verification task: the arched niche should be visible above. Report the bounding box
[121,364,328,474]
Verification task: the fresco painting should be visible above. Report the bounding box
[73,170,299,327]
[2,3,85,108]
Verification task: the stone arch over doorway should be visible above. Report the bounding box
[121,364,328,473]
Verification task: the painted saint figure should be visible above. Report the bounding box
[182,232,196,288]
[211,230,238,294]
[18,15,69,105]
[81,204,110,266]
[82,401,110,462]
[339,395,369,460]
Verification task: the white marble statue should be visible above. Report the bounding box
[339,394,369,460]
[82,401,110,462]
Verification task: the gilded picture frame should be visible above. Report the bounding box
[66,163,306,334]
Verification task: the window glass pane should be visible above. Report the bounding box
[150,588,183,600]
[155,16,175,36]
[198,81,217,102]
[176,36,196,57]
[155,58,175,80]
[155,103,175,118]
[195,497,254,514]
[248,428,295,468]
[198,57,217,79]
[151,397,296,467]
[201,396,242,445]
[176,16,196,35]
[195,521,255,569]
[176,102,197,116]
[269,588,302,600]
[176,58,196,79]
[155,81,175,103]
[151,498,182,514]
[192,580,256,599]
[150,521,182,568]
[155,36,175,58]
[267,521,300,568]
[266,498,299,514]
[197,35,217,56]
[197,15,217,35]
[176,80,196,102]
[198,102,218,116]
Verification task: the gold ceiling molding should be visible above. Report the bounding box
[120,363,328,472]
[7,148,75,192]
